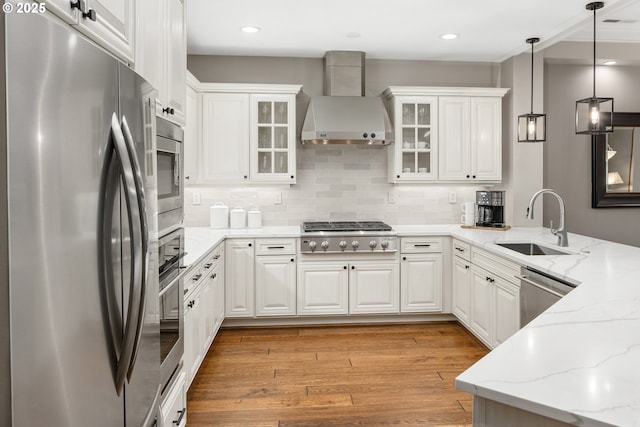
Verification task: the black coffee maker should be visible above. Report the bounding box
[476,191,505,228]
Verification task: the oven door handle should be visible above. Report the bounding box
[519,275,565,299]
[121,115,149,382]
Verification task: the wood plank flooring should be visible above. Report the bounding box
[187,322,488,426]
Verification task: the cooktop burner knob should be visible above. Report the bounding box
[351,240,359,250]
[321,240,329,250]
[369,240,378,249]
[380,240,389,250]
[339,240,348,250]
[308,241,317,251]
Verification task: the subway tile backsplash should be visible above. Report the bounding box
[184,144,490,227]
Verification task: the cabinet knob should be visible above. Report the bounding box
[291,258,295,262]
[465,265,470,270]
[83,8,96,21]
[397,175,400,178]
[466,174,470,178]
[244,175,248,179]
[343,266,347,269]
[248,243,252,247]
[291,175,294,179]
[162,107,175,115]
[351,265,355,270]
[472,175,477,179]
[402,256,407,261]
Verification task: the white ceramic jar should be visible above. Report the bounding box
[210,202,229,229]
[247,208,262,228]
[229,206,247,229]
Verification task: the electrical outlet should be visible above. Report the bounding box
[275,192,282,205]
[449,192,457,204]
[192,191,201,205]
[388,191,395,204]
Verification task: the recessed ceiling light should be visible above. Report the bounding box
[241,26,261,33]
[441,33,459,40]
[604,60,617,65]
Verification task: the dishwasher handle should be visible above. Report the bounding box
[518,275,566,299]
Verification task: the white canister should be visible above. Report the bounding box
[247,208,262,229]
[229,206,247,229]
[210,202,229,229]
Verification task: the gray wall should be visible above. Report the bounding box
[544,62,640,246]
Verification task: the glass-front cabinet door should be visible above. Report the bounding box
[250,94,296,183]
[389,96,438,182]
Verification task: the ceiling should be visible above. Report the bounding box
[187,0,640,62]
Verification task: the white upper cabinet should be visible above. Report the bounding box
[384,87,508,184]
[196,84,301,184]
[386,95,439,182]
[39,0,134,64]
[135,0,186,125]
[184,72,200,184]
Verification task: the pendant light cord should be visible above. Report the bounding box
[530,41,534,114]
[593,4,597,97]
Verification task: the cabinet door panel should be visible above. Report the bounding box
[400,254,442,313]
[79,0,134,63]
[201,93,249,182]
[165,0,186,123]
[255,256,296,316]
[184,83,199,184]
[350,263,399,314]
[452,257,472,325]
[438,97,470,181]
[470,267,493,346]
[225,240,254,317]
[471,97,501,180]
[494,279,519,347]
[297,264,348,315]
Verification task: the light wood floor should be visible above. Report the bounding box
[187,322,488,426]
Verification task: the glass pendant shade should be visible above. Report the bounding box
[518,37,546,142]
[518,113,546,142]
[576,96,613,134]
[575,2,614,135]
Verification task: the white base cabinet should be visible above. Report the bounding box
[399,237,443,313]
[470,266,494,345]
[255,255,297,316]
[225,239,255,317]
[160,371,186,427]
[297,264,349,315]
[349,262,399,314]
[452,256,472,326]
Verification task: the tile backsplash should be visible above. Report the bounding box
[184,145,492,227]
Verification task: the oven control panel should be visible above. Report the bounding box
[300,235,397,254]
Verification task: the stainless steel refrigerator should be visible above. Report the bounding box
[3,11,161,427]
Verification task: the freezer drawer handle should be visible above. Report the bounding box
[173,408,186,425]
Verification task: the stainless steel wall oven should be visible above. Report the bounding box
[156,117,184,234]
[158,227,185,393]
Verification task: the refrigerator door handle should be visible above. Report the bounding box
[121,115,149,380]
[110,113,145,395]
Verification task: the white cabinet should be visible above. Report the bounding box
[183,280,205,385]
[210,252,225,337]
[255,255,297,316]
[470,265,494,346]
[39,0,134,64]
[160,371,186,427]
[399,237,443,313]
[452,242,521,349]
[386,96,439,182]
[135,0,186,125]
[438,96,502,182]
[297,264,349,315]
[197,84,301,184]
[201,93,250,182]
[452,256,472,326]
[225,239,255,317]
[250,94,296,183]
[184,72,200,184]
[349,262,400,314]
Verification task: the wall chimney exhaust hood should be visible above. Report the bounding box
[301,51,394,145]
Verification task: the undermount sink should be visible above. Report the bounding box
[495,242,571,256]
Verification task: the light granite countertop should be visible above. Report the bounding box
[185,224,640,426]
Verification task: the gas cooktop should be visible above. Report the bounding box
[302,221,392,233]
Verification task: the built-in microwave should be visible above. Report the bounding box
[158,227,185,394]
[156,117,184,234]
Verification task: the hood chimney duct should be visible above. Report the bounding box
[324,51,365,96]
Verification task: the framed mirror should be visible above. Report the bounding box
[592,112,640,207]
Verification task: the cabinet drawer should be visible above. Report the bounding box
[255,238,297,255]
[183,265,205,299]
[161,371,186,427]
[453,239,471,262]
[400,237,443,253]
[471,247,520,283]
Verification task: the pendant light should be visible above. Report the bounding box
[518,37,546,142]
[575,2,613,135]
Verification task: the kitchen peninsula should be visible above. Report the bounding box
[185,224,640,427]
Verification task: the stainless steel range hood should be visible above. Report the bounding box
[301,51,394,145]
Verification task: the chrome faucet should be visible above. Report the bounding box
[526,189,569,247]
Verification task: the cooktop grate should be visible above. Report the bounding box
[302,221,392,232]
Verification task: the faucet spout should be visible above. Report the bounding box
[526,188,569,247]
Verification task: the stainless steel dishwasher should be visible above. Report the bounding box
[519,266,578,327]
